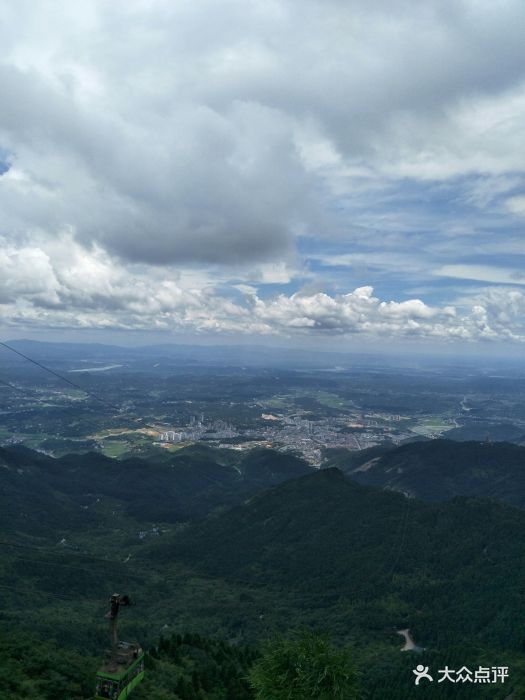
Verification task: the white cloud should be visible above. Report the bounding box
[0,244,60,305]
[506,194,525,217]
[1,239,524,344]
[1,0,525,265]
[436,264,525,286]
[1,1,525,345]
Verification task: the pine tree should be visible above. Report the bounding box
[249,629,363,700]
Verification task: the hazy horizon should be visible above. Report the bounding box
[3,335,525,371]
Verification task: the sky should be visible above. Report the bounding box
[0,0,524,354]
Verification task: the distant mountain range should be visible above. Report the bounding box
[1,338,404,369]
[5,337,522,371]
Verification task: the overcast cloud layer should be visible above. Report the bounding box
[1,0,524,348]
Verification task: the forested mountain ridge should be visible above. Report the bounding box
[326,439,525,505]
[5,439,525,537]
[160,467,525,651]
[4,443,525,697]
[0,444,312,530]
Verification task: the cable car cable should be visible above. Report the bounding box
[0,373,139,448]
[0,341,124,412]
[0,341,162,434]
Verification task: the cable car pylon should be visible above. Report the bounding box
[95,593,145,699]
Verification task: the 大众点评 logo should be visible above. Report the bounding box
[413,665,508,685]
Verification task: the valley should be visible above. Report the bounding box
[2,342,525,698]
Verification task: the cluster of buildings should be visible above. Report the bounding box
[158,416,238,444]
[156,409,414,464]
[247,412,411,464]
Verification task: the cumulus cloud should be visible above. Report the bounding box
[0,244,60,305]
[0,68,311,264]
[1,0,525,345]
[1,238,524,344]
[1,0,525,263]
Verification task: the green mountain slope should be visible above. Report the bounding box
[0,444,312,530]
[327,439,525,505]
[3,448,525,697]
[161,468,525,652]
